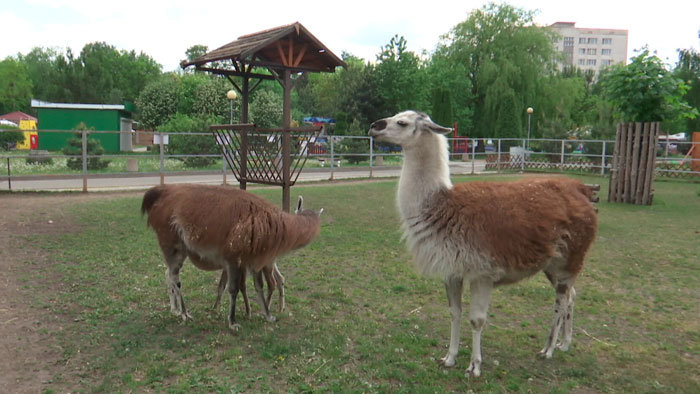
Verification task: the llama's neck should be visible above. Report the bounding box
[397,134,453,220]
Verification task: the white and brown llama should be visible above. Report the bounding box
[369,110,597,377]
[141,184,322,331]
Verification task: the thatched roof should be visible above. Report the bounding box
[180,22,345,73]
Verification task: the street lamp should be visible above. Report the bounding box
[526,107,533,151]
[226,89,238,124]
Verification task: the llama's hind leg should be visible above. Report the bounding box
[163,246,191,321]
[213,270,227,310]
[225,263,243,331]
[557,287,576,351]
[252,270,276,323]
[540,277,574,358]
[262,265,277,310]
[466,278,493,378]
[273,264,286,312]
[438,275,464,368]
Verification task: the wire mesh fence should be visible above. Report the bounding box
[1,128,698,191]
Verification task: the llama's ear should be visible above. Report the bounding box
[427,122,453,135]
[418,114,452,135]
[295,196,304,214]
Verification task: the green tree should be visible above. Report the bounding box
[0,123,24,150]
[437,2,558,138]
[374,36,428,116]
[251,89,283,128]
[674,39,700,132]
[62,122,110,170]
[158,113,222,167]
[136,74,181,129]
[601,48,698,123]
[431,88,454,129]
[0,58,33,113]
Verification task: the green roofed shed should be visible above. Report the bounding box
[31,99,135,153]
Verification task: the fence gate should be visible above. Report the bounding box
[608,122,659,205]
[211,124,322,211]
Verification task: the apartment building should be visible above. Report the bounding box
[549,22,628,74]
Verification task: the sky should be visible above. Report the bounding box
[1,0,699,72]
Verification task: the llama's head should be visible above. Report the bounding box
[295,196,324,219]
[368,111,452,149]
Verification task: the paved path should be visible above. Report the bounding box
[1,161,488,192]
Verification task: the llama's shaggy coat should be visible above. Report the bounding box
[141,184,321,329]
[369,110,598,377]
[405,178,596,282]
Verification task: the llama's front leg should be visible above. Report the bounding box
[253,270,277,322]
[540,280,573,358]
[225,264,243,331]
[439,275,464,367]
[466,278,493,378]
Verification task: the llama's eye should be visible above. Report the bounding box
[397,121,408,127]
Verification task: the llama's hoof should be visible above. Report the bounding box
[181,312,193,321]
[466,362,481,377]
[438,354,456,367]
[229,322,242,332]
[538,348,554,359]
[264,314,277,323]
[556,342,570,352]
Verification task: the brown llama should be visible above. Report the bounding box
[141,184,322,331]
[369,111,597,377]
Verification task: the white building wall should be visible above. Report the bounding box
[549,22,628,74]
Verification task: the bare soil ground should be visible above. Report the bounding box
[0,192,141,393]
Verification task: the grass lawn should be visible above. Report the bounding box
[24,174,700,393]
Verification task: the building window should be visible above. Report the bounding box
[601,59,612,66]
[602,38,612,45]
[602,48,612,55]
[587,38,598,44]
[578,59,586,65]
[587,59,597,66]
[587,48,597,55]
[579,48,586,55]
[579,37,587,44]
[563,37,574,47]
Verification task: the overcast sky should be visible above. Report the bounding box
[2,0,698,72]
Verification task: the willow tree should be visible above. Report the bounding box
[436,2,559,138]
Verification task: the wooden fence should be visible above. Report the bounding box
[608,122,659,205]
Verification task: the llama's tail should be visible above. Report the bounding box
[141,185,166,218]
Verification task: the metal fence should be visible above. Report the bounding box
[1,129,698,191]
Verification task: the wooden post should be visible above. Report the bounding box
[635,122,650,204]
[82,128,88,192]
[629,122,642,203]
[608,124,622,202]
[642,122,658,205]
[281,69,292,213]
[623,123,634,203]
[240,77,250,190]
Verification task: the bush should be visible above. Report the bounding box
[0,124,24,150]
[158,113,222,168]
[62,124,111,170]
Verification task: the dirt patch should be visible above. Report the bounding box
[0,191,141,393]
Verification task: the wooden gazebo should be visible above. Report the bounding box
[181,22,345,212]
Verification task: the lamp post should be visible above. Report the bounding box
[526,107,533,151]
[226,89,238,124]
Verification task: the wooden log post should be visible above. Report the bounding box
[634,122,650,204]
[608,124,622,202]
